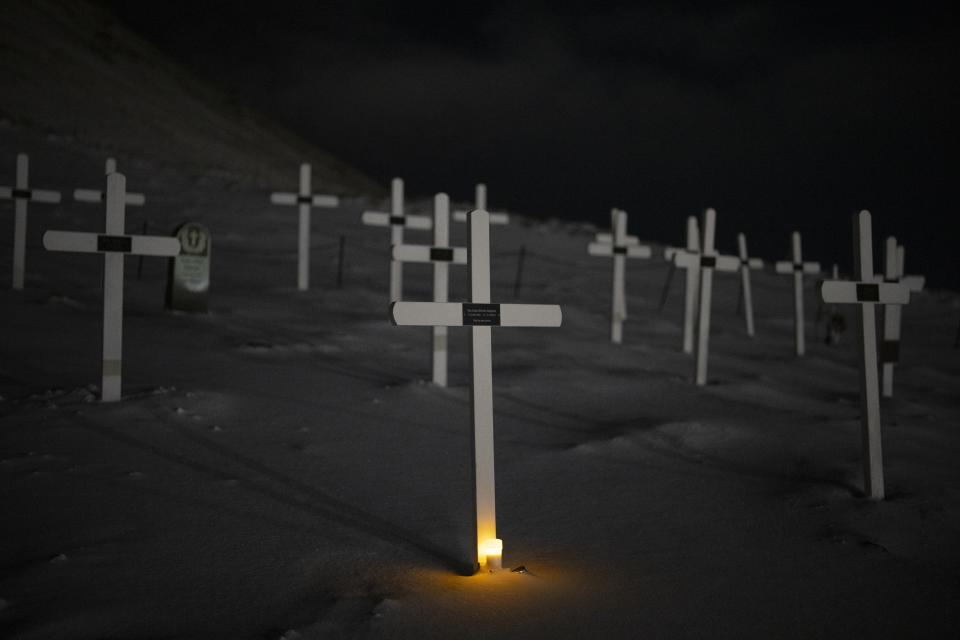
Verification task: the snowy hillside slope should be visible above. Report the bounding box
[0,0,381,195]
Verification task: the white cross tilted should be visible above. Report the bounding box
[42,173,181,402]
[820,211,910,500]
[390,210,562,572]
[775,232,820,356]
[587,208,651,343]
[667,216,701,354]
[390,193,467,387]
[362,177,432,301]
[1,153,62,290]
[736,233,764,337]
[269,163,340,291]
[673,209,740,385]
[452,183,510,225]
[74,158,146,207]
[877,238,925,397]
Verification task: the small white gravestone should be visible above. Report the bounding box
[878,238,925,397]
[775,232,820,356]
[43,173,181,402]
[391,193,467,386]
[736,233,764,337]
[391,210,562,572]
[669,216,701,354]
[167,222,212,313]
[0,153,62,289]
[587,208,652,343]
[362,177,432,301]
[74,158,146,207]
[820,211,910,500]
[269,163,339,291]
[452,183,510,225]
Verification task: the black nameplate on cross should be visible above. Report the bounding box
[856,283,880,302]
[793,263,804,272]
[463,303,501,326]
[430,247,454,262]
[297,196,312,204]
[97,235,132,253]
[390,215,405,225]
[613,246,628,255]
[12,189,32,199]
[700,256,716,268]
[880,339,900,363]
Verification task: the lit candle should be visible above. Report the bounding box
[480,538,503,571]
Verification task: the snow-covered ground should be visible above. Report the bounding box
[2,125,960,639]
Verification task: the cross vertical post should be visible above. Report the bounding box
[737,232,762,337]
[881,237,899,397]
[389,178,404,301]
[297,163,312,291]
[432,194,451,386]
[476,183,487,210]
[694,209,717,385]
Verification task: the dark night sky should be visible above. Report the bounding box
[103,1,959,288]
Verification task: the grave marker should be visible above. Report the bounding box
[820,211,910,500]
[736,233,764,337]
[43,173,181,401]
[74,158,145,207]
[1,153,62,289]
[391,193,467,386]
[587,208,652,343]
[362,177,432,301]
[167,222,211,313]
[391,210,562,572]
[453,183,510,225]
[668,217,701,353]
[775,232,820,356]
[672,209,740,385]
[269,163,340,291]
[878,238,924,397]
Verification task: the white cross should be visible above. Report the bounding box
[587,208,651,343]
[74,158,146,207]
[877,238,925,397]
[269,163,340,291]
[672,209,740,385]
[390,209,562,572]
[736,233,764,337]
[820,210,910,500]
[390,193,467,387]
[594,207,640,246]
[42,173,181,402]
[362,177,432,301]
[774,232,820,356]
[452,183,510,225]
[1,153,62,290]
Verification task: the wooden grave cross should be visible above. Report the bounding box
[587,208,652,343]
[362,177,432,301]
[390,209,562,572]
[269,163,340,291]
[736,233,764,337]
[74,158,146,207]
[390,192,468,387]
[775,232,820,356]
[878,238,925,397]
[820,210,910,500]
[0,153,62,289]
[452,183,510,225]
[42,173,181,402]
[679,209,740,385]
